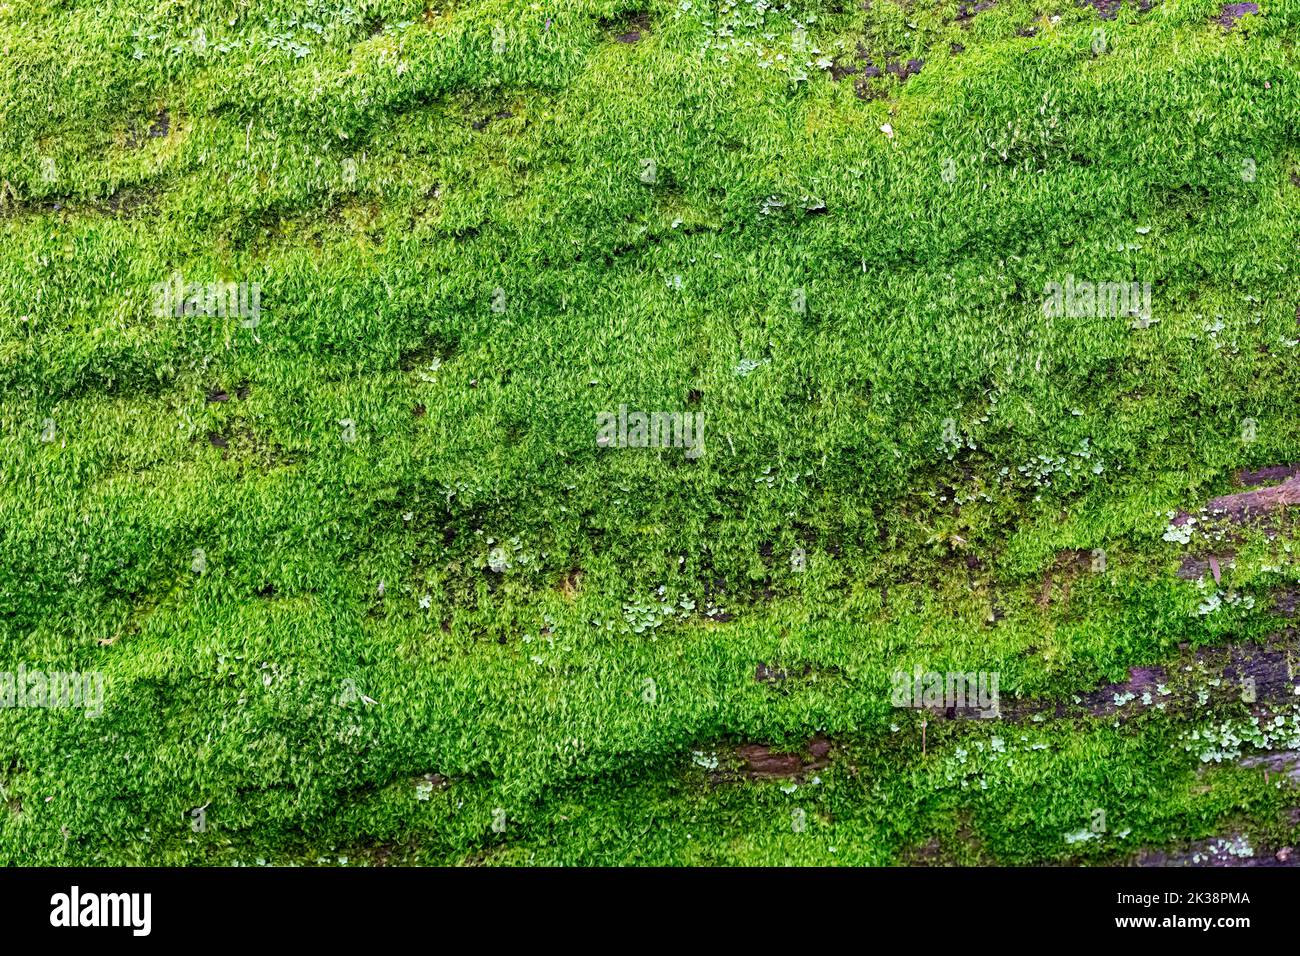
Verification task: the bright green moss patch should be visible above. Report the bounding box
[1,0,1298,865]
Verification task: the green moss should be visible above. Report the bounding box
[1,0,1298,864]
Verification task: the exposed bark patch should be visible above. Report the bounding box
[1175,470,1300,529]
[1205,476,1300,523]
[1135,833,1294,867]
[1064,637,1300,721]
[901,812,993,865]
[598,11,651,41]
[956,0,995,24]
[885,58,924,81]
[710,735,832,782]
[1239,751,1300,784]
[1236,464,1300,488]
[1275,586,1299,618]
[1176,553,1234,582]
[828,58,859,82]
[1037,548,1093,608]
[929,632,1300,725]
[471,109,514,131]
[854,77,885,100]
[207,383,250,404]
[125,109,171,149]
[557,568,582,600]
[1216,2,1258,29]
[149,109,171,139]
[755,662,790,683]
[1082,0,1123,19]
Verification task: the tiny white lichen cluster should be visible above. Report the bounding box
[590,586,709,638]
[1181,705,1300,764]
[1191,836,1254,864]
[684,0,828,83]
